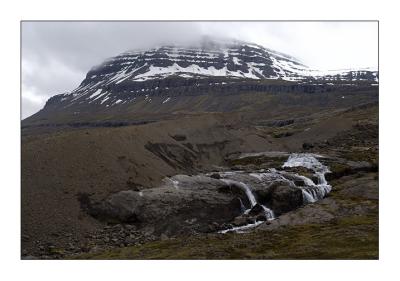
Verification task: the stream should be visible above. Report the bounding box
[216,153,331,233]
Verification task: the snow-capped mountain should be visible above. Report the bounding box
[28,38,378,122]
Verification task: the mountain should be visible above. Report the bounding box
[23,38,378,126]
[21,37,379,259]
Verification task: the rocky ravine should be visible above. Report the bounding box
[73,149,378,260]
[81,152,331,234]
[23,148,376,259]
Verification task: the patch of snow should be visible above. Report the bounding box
[100,97,110,104]
[88,89,103,99]
[232,57,241,65]
[92,91,108,102]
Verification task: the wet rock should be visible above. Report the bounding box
[268,185,303,215]
[208,222,221,232]
[248,204,264,216]
[256,214,267,222]
[294,179,305,186]
[220,223,233,230]
[232,216,249,227]
[246,217,256,224]
[255,181,289,203]
[311,175,319,185]
[210,173,221,179]
[282,166,314,179]
[254,188,272,203]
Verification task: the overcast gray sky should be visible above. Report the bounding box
[21,21,378,119]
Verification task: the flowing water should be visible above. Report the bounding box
[166,152,332,234]
[219,179,275,233]
[282,153,331,203]
[218,153,331,233]
[221,179,258,207]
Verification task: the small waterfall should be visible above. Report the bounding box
[221,178,275,220]
[316,172,330,187]
[294,174,316,186]
[301,189,316,203]
[221,179,257,207]
[282,153,331,203]
[261,205,275,220]
[238,198,246,213]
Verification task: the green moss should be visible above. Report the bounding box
[48,247,65,255]
[329,163,350,174]
[75,213,378,260]
[343,150,377,162]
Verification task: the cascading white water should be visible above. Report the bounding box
[261,205,275,220]
[166,152,333,234]
[219,153,333,233]
[221,179,257,207]
[301,189,316,203]
[238,198,246,213]
[219,178,275,233]
[282,153,331,203]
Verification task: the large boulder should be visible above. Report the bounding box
[232,215,251,227]
[248,204,264,216]
[82,175,244,236]
[254,181,303,216]
[268,184,303,215]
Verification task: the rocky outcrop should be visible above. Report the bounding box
[78,169,310,236]
[78,152,329,236]
[325,160,378,181]
[263,183,303,215]
[80,175,245,236]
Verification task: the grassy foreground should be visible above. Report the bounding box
[76,213,378,260]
